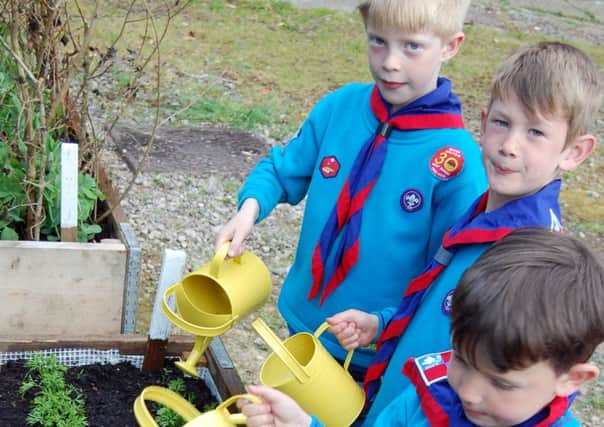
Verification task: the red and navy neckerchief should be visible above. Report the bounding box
[403,351,577,426]
[308,77,465,305]
[364,179,563,401]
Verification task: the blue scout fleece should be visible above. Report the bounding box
[363,180,563,426]
[238,81,487,370]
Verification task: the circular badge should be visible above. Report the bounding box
[401,189,424,212]
[441,289,455,316]
[430,147,464,180]
[319,156,340,178]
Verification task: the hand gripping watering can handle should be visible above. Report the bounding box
[133,385,202,427]
[218,393,263,425]
[210,242,242,277]
[252,318,311,383]
[314,322,355,371]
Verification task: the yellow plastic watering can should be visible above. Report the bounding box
[162,242,271,376]
[252,318,365,427]
[133,385,261,427]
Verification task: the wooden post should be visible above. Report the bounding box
[142,249,186,372]
[60,142,78,242]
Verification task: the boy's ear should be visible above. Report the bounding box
[555,363,599,397]
[559,134,597,172]
[441,32,465,62]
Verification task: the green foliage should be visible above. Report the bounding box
[0,137,106,241]
[155,371,196,427]
[19,354,88,427]
[0,46,105,241]
[168,94,275,133]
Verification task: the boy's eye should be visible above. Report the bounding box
[368,35,385,46]
[404,42,421,50]
[528,128,545,137]
[491,379,516,391]
[491,118,509,128]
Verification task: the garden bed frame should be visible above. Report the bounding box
[0,334,245,400]
[0,162,140,337]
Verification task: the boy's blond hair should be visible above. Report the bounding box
[489,41,604,144]
[358,0,471,40]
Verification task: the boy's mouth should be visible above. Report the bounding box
[491,161,515,175]
[463,405,489,420]
[380,80,406,90]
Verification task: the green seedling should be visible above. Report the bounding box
[19,354,88,427]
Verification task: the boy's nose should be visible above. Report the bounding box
[382,50,402,71]
[498,134,519,158]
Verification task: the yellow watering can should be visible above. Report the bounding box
[162,243,272,376]
[252,318,365,427]
[133,385,261,427]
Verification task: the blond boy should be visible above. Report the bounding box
[216,0,485,379]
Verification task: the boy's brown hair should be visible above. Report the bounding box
[451,228,604,375]
[488,41,604,144]
[358,0,471,40]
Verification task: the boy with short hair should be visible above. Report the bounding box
[240,229,604,426]
[325,40,603,424]
[216,0,486,375]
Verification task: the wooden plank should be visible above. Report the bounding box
[143,249,187,372]
[96,161,128,226]
[0,240,127,336]
[0,334,196,354]
[206,337,246,398]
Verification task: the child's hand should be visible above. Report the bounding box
[216,198,260,257]
[326,309,379,350]
[239,384,312,427]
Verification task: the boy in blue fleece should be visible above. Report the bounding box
[241,229,604,427]
[215,0,486,375]
[326,41,603,424]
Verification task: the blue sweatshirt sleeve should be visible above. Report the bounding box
[309,415,324,427]
[237,100,327,222]
[372,306,398,339]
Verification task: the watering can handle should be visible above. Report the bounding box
[252,318,311,384]
[210,242,242,277]
[161,284,238,336]
[220,393,263,425]
[133,385,201,427]
[314,322,355,372]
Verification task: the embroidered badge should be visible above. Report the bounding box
[430,146,464,180]
[549,209,563,232]
[441,289,455,316]
[401,189,424,212]
[319,156,340,178]
[415,352,451,386]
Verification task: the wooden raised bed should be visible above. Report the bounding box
[0,163,140,337]
[0,334,245,399]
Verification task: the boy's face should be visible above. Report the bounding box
[366,24,461,112]
[448,349,567,426]
[480,92,575,211]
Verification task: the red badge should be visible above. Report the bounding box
[320,156,340,178]
[429,147,464,180]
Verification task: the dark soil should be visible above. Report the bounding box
[0,359,217,427]
[110,124,269,178]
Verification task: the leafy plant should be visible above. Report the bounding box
[155,372,197,427]
[19,354,88,427]
[0,0,190,241]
